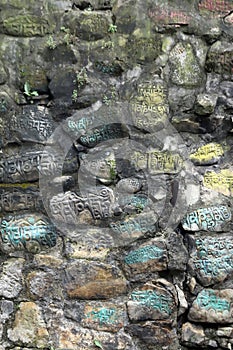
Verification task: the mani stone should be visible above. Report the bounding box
[194,94,218,115]
[10,106,55,143]
[188,289,233,323]
[203,169,233,196]
[188,234,233,286]
[7,302,49,348]
[130,149,183,174]
[127,280,178,323]
[169,42,203,87]
[123,239,167,276]
[82,302,126,332]
[64,260,127,299]
[0,213,57,254]
[109,211,158,246]
[1,15,54,36]
[0,186,43,213]
[190,143,224,165]
[0,258,24,298]
[181,205,231,232]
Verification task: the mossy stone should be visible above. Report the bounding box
[169,42,203,87]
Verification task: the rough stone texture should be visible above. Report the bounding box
[0,258,24,298]
[127,280,178,323]
[64,260,127,299]
[188,289,233,323]
[0,0,232,349]
[8,302,49,348]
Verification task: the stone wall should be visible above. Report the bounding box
[0,0,233,349]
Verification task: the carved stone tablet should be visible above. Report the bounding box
[189,234,233,286]
[182,205,231,231]
[0,214,57,253]
[189,289,233,323]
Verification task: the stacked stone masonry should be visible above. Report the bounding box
[0,0,232,349]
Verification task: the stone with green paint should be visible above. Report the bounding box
[82,302,126,332]
[127,281,177,322]
[189,289,233,323]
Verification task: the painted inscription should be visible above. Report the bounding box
[148,6,191,25]
[124,245,165,265]
[110,214,156,237]
[203,169,233,196]
[190,143,224,165]
[2,15,52,36]
[190,235,233,285]
[182,205,231,231]
[131,290,172,315]
[130,150,183,174]
[199,0,233,18]
[67,116,94,134]
[79,124,127,148]
[95,62,122,76]
[0,215,57,252]
[196,290,230,312]
[131,83,169,129]
[86,307,118,326]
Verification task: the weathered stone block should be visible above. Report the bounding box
[188,289,233,323]
[167,232,188,271]
[64,260,127,299]
[169,42,203,87]
[190,142,223,165]
[194,93,218,115]
[203,169,233,196]
[181,204,231,231]
[82,302,126,332]
[123,239,168,277]
[0,214,57,253]
[1,15,54,37]
[127,322,178,347]
[7,302,49,347]
[27,270,63,300]
[127,280,178,323]
[188,233,233,286]
[0,258,24,298]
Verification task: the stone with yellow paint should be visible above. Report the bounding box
[64,260,127,299]
[203,169,233,196]
[7,302,49,348]
[190,143,224,165]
